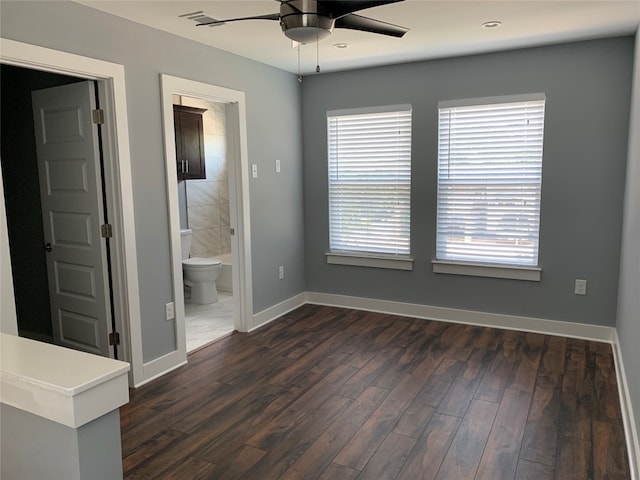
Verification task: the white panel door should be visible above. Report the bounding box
[32,81,112,357]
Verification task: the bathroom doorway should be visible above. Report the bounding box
[175,95,235,352]
[160,74,253,359]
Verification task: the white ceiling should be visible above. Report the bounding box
[76,0,640,75]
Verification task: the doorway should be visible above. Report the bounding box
[1,66,118,357]
[160,74,253,359]
[173,95,236,352]
[0,38,145,386]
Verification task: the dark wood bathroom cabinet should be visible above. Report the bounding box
[173,105,207,180]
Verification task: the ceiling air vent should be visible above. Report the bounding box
[178,11,224,27]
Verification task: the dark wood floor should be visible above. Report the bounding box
[120,305,630,479]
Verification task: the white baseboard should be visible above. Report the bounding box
[613,330,640,480]
[305,292,615,343]
[136,351,187,388]
[250,292,307,332]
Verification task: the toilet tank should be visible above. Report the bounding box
[180,229,192,260]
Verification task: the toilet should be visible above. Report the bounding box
[180,229,222,304]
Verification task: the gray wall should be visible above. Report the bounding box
[617,28,640,450]
[1,405,123,480]
[0,1,306,362]
[302,37,633,326]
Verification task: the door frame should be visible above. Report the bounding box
[160,75,253,356]
[0,38,145,385]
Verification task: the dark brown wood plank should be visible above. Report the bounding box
[538,335,566,376]
[215,445,267,480]
[282,386,388,480]
[515,459,554,480]
[592,344,623,424]
[396,413,462,480]
[506,332,545,393]
[475,339,519,402]
[475,388,532,480]
[196,385,306,468]
[243,394,351,479]
[374,334,437,389]
[334,373,427,470]
[247,364,357,449]
[472,326,502,350]
[559,373,593,441]
[437,348,494,417]
[435,399,499,480]
[336,347,403,399]
[316,464,360,480]
[120,407,176,458]
[592,419,631,479]
[122,429,185,476]
[161,457,216,479]
[356,432,417,480]
[440,323,475,361]
[520,373,562,466]
[554,437,592,480]
[565,338,587,375]
[393,358,463,438]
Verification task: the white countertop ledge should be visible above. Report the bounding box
[0,333,130,428]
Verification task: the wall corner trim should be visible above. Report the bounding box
[136,352,187,388]
[251,293,308,332]
[613,330,640,479]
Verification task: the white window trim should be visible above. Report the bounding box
[438,92,546,109]
[328,104,412,117]
[327,252,414,271]
[432,260,541,281]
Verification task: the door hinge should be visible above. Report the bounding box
[230,228,235,235]
[108,331,120,346]
[101,224,113,238]
[92,109,105,125]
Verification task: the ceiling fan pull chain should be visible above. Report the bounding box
[298,44,303,83]
[316,33,321,73]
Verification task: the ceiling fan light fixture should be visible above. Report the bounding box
[284,26,332,43]
[281,13,334,43]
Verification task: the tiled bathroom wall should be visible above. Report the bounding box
[176,96,231,259]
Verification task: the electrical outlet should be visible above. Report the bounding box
[574,279,587,296]
[165,302,175,320]
[275,159,281,173]
[252,164,258,178]
[278,265,285,279]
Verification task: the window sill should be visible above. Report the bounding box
[326,252,414,271]
[432,260,541,281]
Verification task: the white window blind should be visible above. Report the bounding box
[436,95,545,266]
[328,105,412,256]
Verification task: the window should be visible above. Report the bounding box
[435,94,545,280]
[327,105,412,270]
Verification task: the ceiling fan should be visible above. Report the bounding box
[197,0,409,44]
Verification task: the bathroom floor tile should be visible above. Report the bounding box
[185,293,235,353]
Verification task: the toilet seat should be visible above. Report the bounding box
[182,257,222,268]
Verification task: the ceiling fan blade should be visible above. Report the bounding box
[335,13,408,38]
[197,13,280,27]
[318,0,405,19]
